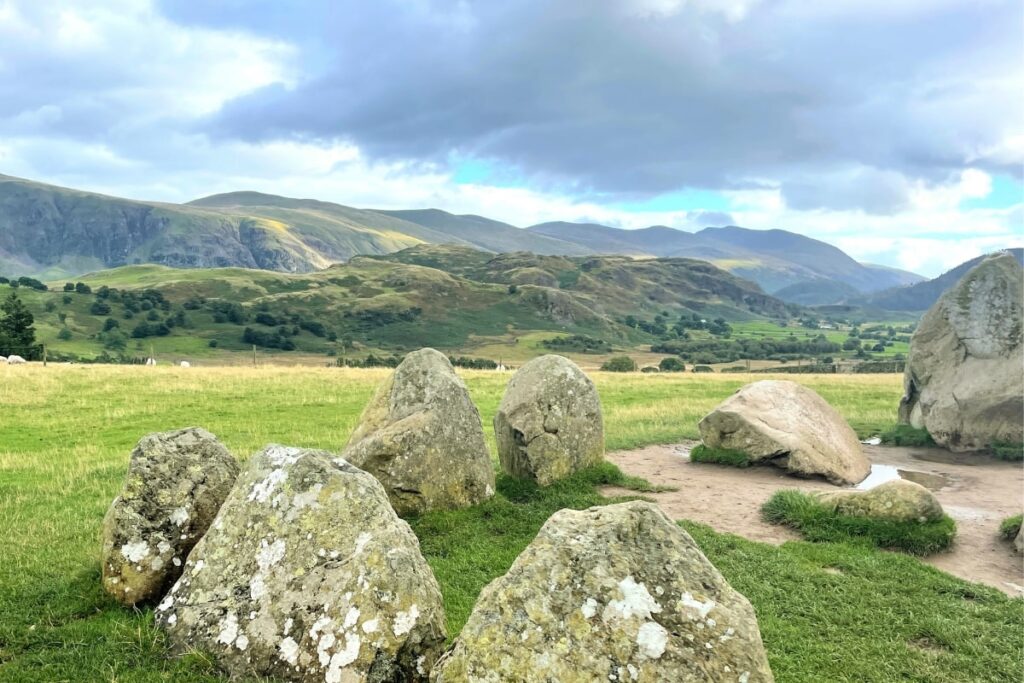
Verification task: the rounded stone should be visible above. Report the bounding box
[156,445,447,682]
[698,380,870,485]
[341,348,495,515]
[819,480,946,523]
[431,501,774,682]
[100,427,239,606]
[494,354,604,486]
[900,252,1024,452]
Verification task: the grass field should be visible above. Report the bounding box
[1,365,1021,682]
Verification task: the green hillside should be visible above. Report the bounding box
[6,245,792,363]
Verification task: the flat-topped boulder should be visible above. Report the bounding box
[342,348,494,515]
[819,480,945,523]
[494,354,604,486]
[900,252,1024,452]
[432,501,774,682]
[157,446,446,682]
[101,428,239,606]
[698,380,869,485]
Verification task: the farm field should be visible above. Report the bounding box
[1,365,1021,682]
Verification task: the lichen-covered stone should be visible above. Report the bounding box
[494,354,604,486]
[342,348,494,515]
[101,427,238,606]
[900,252,1024,452]
[819,480,945,523]
[432,501,774,683]
[157,446,446,682]
[698,380,869,485]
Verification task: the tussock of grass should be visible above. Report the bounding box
[880,424,936,447]
[690,443,752,467]
[762,490,956,556]
[998,514,1022,541]
[990,441,1024,462]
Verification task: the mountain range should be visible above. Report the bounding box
[0,172,930,304]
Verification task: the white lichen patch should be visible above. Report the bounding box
[580,597,599,619]
[279,636,299,665]
[216,612,240,647]
[120,540,150,563]
[157,594,174,612]
[679,592,716,620]
[393,604,420,637]
[325,634,361,683]
[235,634,249,651]
[257,538,286,571]
[157,540,172,554]
[342,606,360,630]
[636,621,668,659]
[604,577,662,622]
[250,574,266,600]
[169,506,190,527]
[266,445,302,467]
[290,484,323,511]
[353,532,372,555]
[361,618,379,634]
[193,559,205,574]
[249,469,288,503]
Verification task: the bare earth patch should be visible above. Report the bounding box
[603,442,1024,595]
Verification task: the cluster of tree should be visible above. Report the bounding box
[541,334,612,353]
[600,356,637,372]
[242,326,297,351]
[333,354,403,368]
[449,356,499,369]
[0,291,41,359]
[623,312,733,339]
[343,307,423,328]
[651,334,841,364]
[1,276,48,291]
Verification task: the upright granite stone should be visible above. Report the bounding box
[432,501,773,683]
[698,380,870,485]
[819,480,945,523]
[494,354,604,486]
[341,348,494,515]
[101,427,238,606]
[157,446,446,682]
[900,252,1024,452]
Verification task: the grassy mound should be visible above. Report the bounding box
[880,424,935,447]
[999,514,1022,541]
[990,441,1024,462]
[762,490,956,555]
[690,443,751,467]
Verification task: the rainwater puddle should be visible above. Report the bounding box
[909,450,982,466]
[856,464,952,491]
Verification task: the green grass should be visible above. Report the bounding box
[762,490,957,556]
[1,366,1019,682]
[690,443,752,467]
[990,441,1024,462]
[999,514,1022,541]
[880,424,936,447]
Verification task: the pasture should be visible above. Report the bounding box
[1,366,1020,682]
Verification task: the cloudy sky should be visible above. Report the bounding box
[1,0,1021,276]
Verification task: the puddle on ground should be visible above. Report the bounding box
[861,437,882,446]
[856,464,952,491]
[908,449,983,466]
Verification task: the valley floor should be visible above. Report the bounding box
[604,442,1024,594]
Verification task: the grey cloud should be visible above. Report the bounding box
[170,0,1024,208]
[782,168,911,215]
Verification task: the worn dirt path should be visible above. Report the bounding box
[602,442,1024,595]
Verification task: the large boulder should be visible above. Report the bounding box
[341,348,494,515]
[494,354,604,486]
[899,252,1024,452]
[432,501,774,682]
[6,354,25,364]
[698,380,869,485]
[157,446,447,682]
[101,428,238,606]
[819,480,945,523]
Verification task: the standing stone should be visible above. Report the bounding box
[101,428,238,606]
[818,480,945,523]
[157,446,447,682]
[432,501,774,682]
[698,380,870,485]
[341,348,494,515]
[494,354,604,486]
[900,252,1024,452]
[6,354,25,364]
